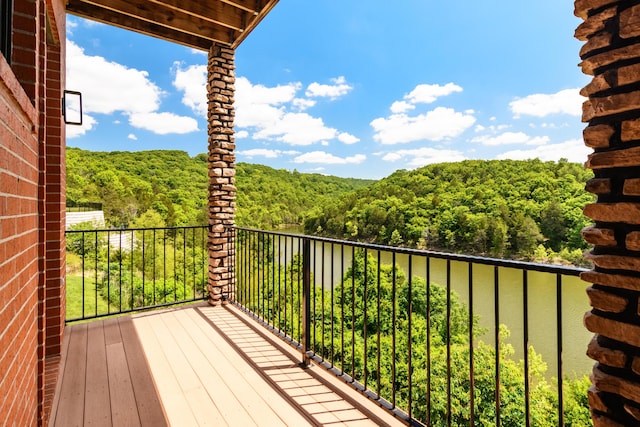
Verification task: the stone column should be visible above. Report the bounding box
[576,1,640,425]
[207,43,236,305]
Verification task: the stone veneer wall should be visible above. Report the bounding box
[206,43,236,305]
[576,0,640,425]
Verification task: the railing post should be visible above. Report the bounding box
[226,226,235,302]
[302,238,311,366]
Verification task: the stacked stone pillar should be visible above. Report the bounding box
[206,43,236,305]
[576,0,640,425]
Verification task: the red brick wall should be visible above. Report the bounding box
[0,52,40,427]
[41,0,66,423]
[0,0,66,424]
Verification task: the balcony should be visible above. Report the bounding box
[59,226,593,426]
[50,302,401,426]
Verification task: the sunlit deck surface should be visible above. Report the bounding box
[50,302,403,426]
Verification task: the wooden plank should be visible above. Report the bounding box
[159,310,253,427]
[48,321,72,426]
[148,0,246,31]
[103,317,122,346]
[151,311,233,427]
[106,341,141,427]
[132,315,200,427]
[117,316,168,427]
[209,305,405,426]
[221,0,267,14]
[53,324,88,427]
[180,308,311,426]
[67,0,233,43]
[84,321,112,426]
[66,4,216,50]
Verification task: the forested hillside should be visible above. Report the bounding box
[66,148,372,229]
[303,159,595,265]
[67,149,595,265]
[235,163,373,228]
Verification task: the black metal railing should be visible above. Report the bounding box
[65,225,208,322]
[231,227,593,427]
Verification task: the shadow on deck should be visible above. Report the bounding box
[50,302,404,426]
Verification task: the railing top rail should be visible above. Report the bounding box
[65,224,210,234]
[234,226,587,277]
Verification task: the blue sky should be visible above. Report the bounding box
[66,0,590,179]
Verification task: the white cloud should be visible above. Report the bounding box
[173,63,208,117]
[233,77,346,146]
[293,151,366,165]
[338,132,360,144]
[252,112,337,145]
[471,131,550,146]
[496,139,591,162]
[66,114,97,138]
[292,98,316,111]
[405,83,463,104]
[382,153,403,162]
[371,107,476,144]
[390,101,415,114]
[510,88,583,118]
[67,41,162,115]
[238,148,283,158]
[381,147,466,168]
[170,73,356,146]
[305,76,352,99]
[67,41,200,136]
[129,112,199,134]
[240,78,301,106]
[235,77,299,129]
[127,133,137,141]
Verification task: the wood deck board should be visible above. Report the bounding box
[158,311,246,426]
[150,311,233,427]
[195,306,377,426]
[117,317,168,427]
[84,321,111,426]
[53,323,88,427]
[48,317,71,426]
[52,303,405,427]
[174,308,301,427]
[106,342,140,427]
[132,315,201,427]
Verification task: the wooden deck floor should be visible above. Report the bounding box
[49,303,404,427]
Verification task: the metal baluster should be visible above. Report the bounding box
[523,270,530,427]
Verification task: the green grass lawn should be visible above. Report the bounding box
[65,274,110,320]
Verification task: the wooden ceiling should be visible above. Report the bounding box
[66,0,280,50]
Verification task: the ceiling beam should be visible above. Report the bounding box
[67,0,236,46]
[219,0,261,15]
[147,0,246,32]
[65,0,280,50]
[231,0,277,48]
[66,4,221,50]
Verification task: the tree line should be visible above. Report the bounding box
[303,159,594,266]
[67,149,595,266]
[66,148,372,229]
